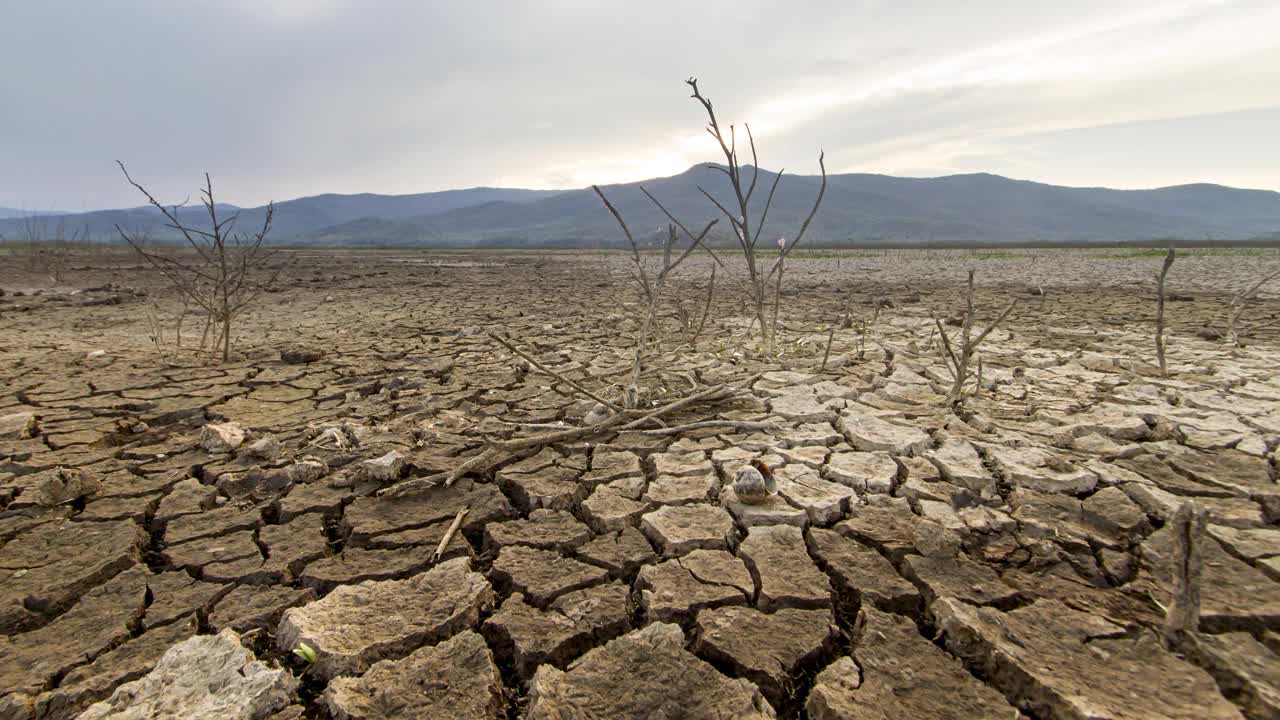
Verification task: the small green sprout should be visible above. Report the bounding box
[293,642,317,669]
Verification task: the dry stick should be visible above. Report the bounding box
[1155,247,1176,376]
[1225,266,1280,345]
[381,380,751,497]
[639,420,774,435]
[1163,500,1207,650]
[820,324,837,371]
[431,507,468,563]
[489,333,621,412]
[769,254,785,351]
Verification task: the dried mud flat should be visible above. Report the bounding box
[1,247,1279,719]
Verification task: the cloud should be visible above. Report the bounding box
[1,0,1277,209]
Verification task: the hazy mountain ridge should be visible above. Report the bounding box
[3,168,1278,246]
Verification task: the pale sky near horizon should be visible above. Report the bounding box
[2,0,1279,210]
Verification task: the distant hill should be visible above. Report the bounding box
[0,188,560,243]
[3,168,1278,247]
[0,207,73,221]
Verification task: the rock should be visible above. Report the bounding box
[645,471,719,505]
[1189,632,1280,720]
[913,520,961,558]
[277,557,494,679]
[823,451,898,494]
[489,545,609,607]
[739,525,831,610]
[581,485,649,532]
[901,554,1023,609]
[358,450,405,482]
[721,485,809,528]
[807,528,920,615]
[836,502,921,564]
[243,435,281,459]
[525,623,776,719]
[936,598,1242,720]
[806,606,1017,720]
[837,412,930,454]
[285,458,328,484]
[163,530,260,571]
[154,478,218,525]
[299,546,436,590]
[694,606,837,703]
[636,549,754,623]
[209,585,316,633]
[0,518,145,633]
[1207,525,1280,562]
[641,503,737,557]
[0,567,148,696]
[33,619,194,720]
[769,392,835,423]
[323,631,504,720]
[280,345,323,364]
[485,509,592,552]
[78,629,297,720]
[31,466,102,506]
[773,472,855,525]
[279,481,348,521]
[342,480,513,543]
[141,572,233,630]
[1137,526,1280,633]
[200,422,246,453]
[483,583,630,679]
[924,438,995,497]
[163,505,261,545]
[988,446,1098,494]
[576,527,657,577]
[1082,486,1149,541]
[651,450,715,478]
[258,513,329,580]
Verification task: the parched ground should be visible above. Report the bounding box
[1,247,1279,719]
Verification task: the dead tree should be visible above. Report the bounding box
[1223,266,1280,346]
[934,270,1016,406]
[114,162,280,363]
[591,185,717,407]
[1154,248,1176,376]
[593,78,826,355]
[684,78,826,353]
[1163,500,1207,650]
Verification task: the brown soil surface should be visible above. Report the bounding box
[2,247,1279,719]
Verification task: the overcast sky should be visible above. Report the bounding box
[3,0,1279,210]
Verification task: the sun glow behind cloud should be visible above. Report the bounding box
[504,0,1280,190]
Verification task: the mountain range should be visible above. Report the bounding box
[3,167,1279,247]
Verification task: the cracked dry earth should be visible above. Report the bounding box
[2,247,1280,719]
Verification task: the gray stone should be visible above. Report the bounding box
[525,623,775,719]
[694,606,837,703]
[323,631,504,720]
[199,422,246,453]
[636,549,753,623]
[489,545,609,607]
[936,598,1242,720]
[738,525,831,610]
[277,557,494,679]
[806,606,1017,720]
[78,629,296,720]
[823,451,898,494]
[641,503,737,557]
[837,412,930,454]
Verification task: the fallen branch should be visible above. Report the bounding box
[378,376,758,498]
[432,507,468,563]
[1163,500,1207,651]
[638,420,774,435]
[490,333,622,412]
